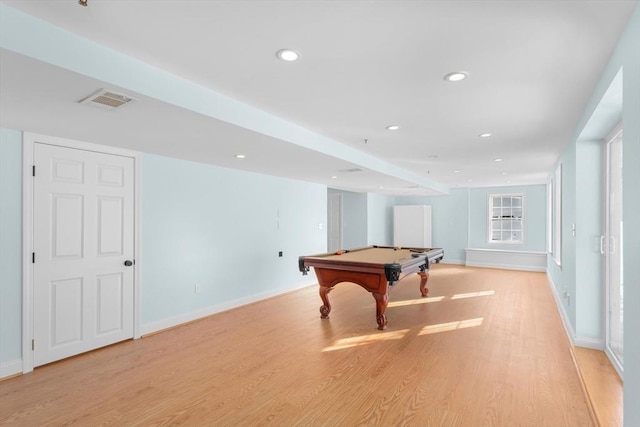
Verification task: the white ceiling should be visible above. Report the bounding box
[0,0,636,195]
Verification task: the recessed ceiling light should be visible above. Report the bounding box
[479,133,492,138]
[444,71,468,82]
[453,170,461,174]
[385,125,400,131]
[331,176,337,179]
[501,172,508,175]
[493,158,503,162]
[467,179,473,183]
[378,186,384,189]
[276,49,300,61]
[235,154,246,159]
[428,155,439,159]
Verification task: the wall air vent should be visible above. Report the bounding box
[79,89,137,111]
[338,168,364,173]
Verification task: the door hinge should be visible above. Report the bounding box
[32,165,35,177]
[32,339,35,351]
[32,252,35,263]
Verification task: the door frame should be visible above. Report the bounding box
[22,132,141,373]
[603,122,624,377]
[327,192,343,252]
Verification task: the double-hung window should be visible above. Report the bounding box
[489,193,524,244]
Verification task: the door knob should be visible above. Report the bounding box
[124,260,133,267]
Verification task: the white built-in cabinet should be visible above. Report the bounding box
[393,205,432,248]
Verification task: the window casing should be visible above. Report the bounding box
[488,193,524,244]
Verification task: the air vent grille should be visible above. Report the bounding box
[338,168,364,173]
[79,89,136,110]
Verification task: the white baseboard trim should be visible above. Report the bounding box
[438,259,464,265]
[465,248,547,272]
[547,270,577,344]
[1,359,23,380]
[140,281,314,336]
[574,337,605,350]
[546,271,604,349]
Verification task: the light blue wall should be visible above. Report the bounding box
[619,7,640,425]
[396,186,545,263]
[468,185,547,251]
[366,193,394,246]
[547,4,639,425]
[0,136,326,366]
[548,143,578,333]
[575,141,604,341]
[328,189,394,249]
[0,129,23,364]
[331,189,368,249]
[394,189,470,264]
[142,154,326,324]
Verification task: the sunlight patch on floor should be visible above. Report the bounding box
[322,329,410,352]
[451,290,495,300]
[387,296,445,308]
[387,290,494,308]
[418,317,484,335]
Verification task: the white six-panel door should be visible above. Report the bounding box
[32,142,135,366]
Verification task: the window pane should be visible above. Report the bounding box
[489,194,524,243]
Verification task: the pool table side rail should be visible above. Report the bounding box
[298,247,444,279]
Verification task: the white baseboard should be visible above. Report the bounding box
[1,359,23,379]
[547,270,577,343]
[546,271,604,349]
[437,259,464,265]
[574,337,604,350]
[140,281,314,336]
[465,248,547,272]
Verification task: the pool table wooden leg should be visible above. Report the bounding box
[319,286,333,318]
[418,270,429,297]
[373,292,389,330]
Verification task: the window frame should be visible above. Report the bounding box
[552,163,562,266]
[487,192,525,245]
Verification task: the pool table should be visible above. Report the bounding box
[299,245,444,330]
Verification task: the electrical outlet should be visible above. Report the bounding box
[278,251,283,257]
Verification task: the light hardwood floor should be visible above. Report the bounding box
[1,265,594,426]
[572,347,623,427]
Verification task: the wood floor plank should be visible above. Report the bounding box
[0,265,594,426]
[573,347,623,427]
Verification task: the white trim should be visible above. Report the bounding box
[21,132,141,373]
[546,270,605,350]
[465,248,546,272]
[605,347,624,379]
[22,137,33,373]
[552,163,562,266]
[574,337,605,350]
[0,359,23,379]
[603,122,624,375]
[438,259,465,266]
[547,270,577,343]
[140,282,314,336]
